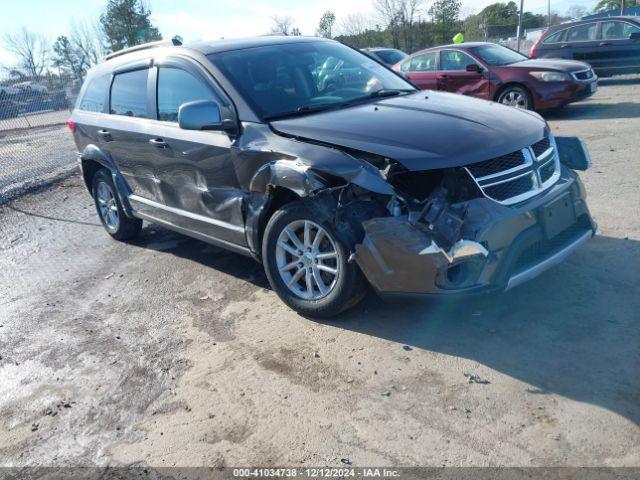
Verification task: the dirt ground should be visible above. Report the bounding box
[0,76,638,468]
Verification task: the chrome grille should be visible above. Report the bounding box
[464,133,560,206]
[466,151,526,178]
[531,136,551,157]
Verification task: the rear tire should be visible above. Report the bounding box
[92,169,142,241]
[496,85,532,110]
[262,201,367,318]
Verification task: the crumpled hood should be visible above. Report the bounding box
[503,58,592,72]
[271,91,547,171]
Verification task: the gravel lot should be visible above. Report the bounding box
[0,125,76,203]
[0,76,638,468]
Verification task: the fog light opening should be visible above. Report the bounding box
[446,262,472,287]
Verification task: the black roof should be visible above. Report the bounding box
[89,35,333,74]
[547,15,640,31]
[188,35,330,55]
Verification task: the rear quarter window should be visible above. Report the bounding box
[543,30,565,43]
[110,69,149,118]
[78,74,111,112]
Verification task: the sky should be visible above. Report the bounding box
[0,0,598,66]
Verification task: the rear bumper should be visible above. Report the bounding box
[355,167,596,297]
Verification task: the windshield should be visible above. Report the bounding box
[374,49,407,65]
[208,41,415,120]
[467,44,528,66]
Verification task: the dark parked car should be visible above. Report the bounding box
[362,47,408,66]
[70,36,595,317]
[531,16,640,77]
[393,42,598,110]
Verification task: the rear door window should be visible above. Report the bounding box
[543,30,565,43]
[157,67,220,122]
[601,21,640,40]
[409,52,437,72]
[110,69,149,118]
[566,23,598,42]
[79,74,111,112]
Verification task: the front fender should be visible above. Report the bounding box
[249,160,330,197]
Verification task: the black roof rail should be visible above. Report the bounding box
[105,36,183,61]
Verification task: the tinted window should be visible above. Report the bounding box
[566,23,597,42]
[602,21,640,39]
[209,41,414,120]
[374,49,407,65]
[157,68,219,122]
[110,69,149,118]
[79,74,110,112]
[543,30,565,43]
[409,52,437,72]
[439,50,478,71]
[468,44,527,66]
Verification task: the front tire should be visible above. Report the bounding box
[497,85,532,110]
[92,169,142,241]
[262,202,366,318]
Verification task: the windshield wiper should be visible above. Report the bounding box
[264,103,338,121]
[264,89,415,121]
[340,88,415,107]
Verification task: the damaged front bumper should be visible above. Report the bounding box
[355,167,596,297]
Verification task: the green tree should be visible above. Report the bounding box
[429,0,462,43]
[595,0,639,12]
[463,2,544,41]
[100,0,162,52]
[317,11,336,38]
[52,36,86,80]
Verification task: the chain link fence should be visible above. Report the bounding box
[0,75,80,204]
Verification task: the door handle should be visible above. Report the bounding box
[149,138,168,148]
[599,42,611,46]
[440,74,449,78]
[561,44,571,48]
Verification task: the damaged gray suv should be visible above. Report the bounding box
[70,36,596,317]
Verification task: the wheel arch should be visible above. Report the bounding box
[494,82,534,109]
[245,160,341,259]
[80,145,134,217]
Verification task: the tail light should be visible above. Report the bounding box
[530,30,546,58]
[67,119,75,132]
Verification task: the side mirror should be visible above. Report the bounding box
[178,100,234,132]
[466,63,481,73]
[630,32,640,41]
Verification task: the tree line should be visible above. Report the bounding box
[3,0,634,84]
[1,0,160,82]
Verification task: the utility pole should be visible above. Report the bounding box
[621,0,626,15]
[517,0,524,52]
[548,0,551,26]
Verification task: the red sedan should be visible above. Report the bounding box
[392,42,598,110]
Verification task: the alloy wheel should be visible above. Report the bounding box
[500,90,528,109]
[96,181,119,231]
[275,220,339,300]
